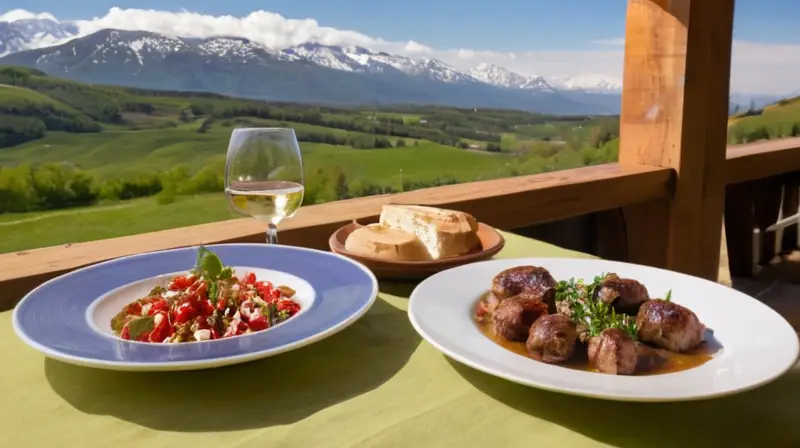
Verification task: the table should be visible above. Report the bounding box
[2,232,798,447]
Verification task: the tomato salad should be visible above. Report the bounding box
[110,246,302,343]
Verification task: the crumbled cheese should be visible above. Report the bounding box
[154,313,164,326]
[194,329,211,341]
[232,284,241,291]
[164,290,179,298]
[141,303,152,316]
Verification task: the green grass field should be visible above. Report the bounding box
[0,66,621,253]
[0,193,235,253]
[0,121,520,185]
[0,85,85,116]
[728,97,800,141]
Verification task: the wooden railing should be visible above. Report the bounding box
[2,0,799,311]
[1,137,799,311]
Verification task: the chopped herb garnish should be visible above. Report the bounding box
[555,273,638,339]
[665,289,673,302]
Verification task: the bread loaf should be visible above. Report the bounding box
[379,205,480,259]
[344,223,431,261]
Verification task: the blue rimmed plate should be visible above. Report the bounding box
[12,244,378,371]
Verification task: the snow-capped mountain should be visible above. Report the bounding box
[0,16,621,94]
[0,17,77,57]
[279,43,476,84]
[549,74,622,94]
[0,23,624,114]
[469,63,552,91]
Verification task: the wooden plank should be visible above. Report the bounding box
[726,138,800,184]
[724,182,756,277]
[618,0,735,280]
[0,163,672,310]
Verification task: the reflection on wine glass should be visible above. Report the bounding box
[224,128,304,244]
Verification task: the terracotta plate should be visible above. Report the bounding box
[329,218,505,279]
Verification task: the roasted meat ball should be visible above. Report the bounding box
[526,314,578,364]
[491,295,550,341]
[636,299,705,352]
[491,266,557,312]
[595,273,649,315]
[587,328,638,375]
[634,342,667,373]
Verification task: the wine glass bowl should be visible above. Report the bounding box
[224,128,305,244]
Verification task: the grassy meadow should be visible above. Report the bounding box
[0,66,621,252]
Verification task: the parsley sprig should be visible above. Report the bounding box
[554,273,638,339]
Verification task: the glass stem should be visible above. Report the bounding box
[266,223,278,244]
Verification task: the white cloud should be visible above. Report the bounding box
[0,9,57,22]
[3,8,800,95]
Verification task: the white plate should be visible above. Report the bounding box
[408,257,800,402]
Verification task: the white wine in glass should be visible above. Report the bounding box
[224,128,305,244]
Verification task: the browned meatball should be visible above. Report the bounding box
[587,328,637,375]
[636,299,705,352]
[634,342,668,373]
[491,295,550,341]
[595,273,649,315]
[491,266,557,312]
[526,314,578,364]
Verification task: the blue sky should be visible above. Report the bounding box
[6,0,799,51]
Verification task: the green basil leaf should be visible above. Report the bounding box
[196,246,223,280]
[127,316,155,340]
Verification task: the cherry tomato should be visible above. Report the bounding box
[195,282,208,299]
[243,272,256,286]
[277,300,300,315]
[150,299,169,315]
[120,325,130,340]
[148,312,173,343]
[216,297,228,311]
[248,314,268,331]
[200,300,214,317]
[175,302,197,324]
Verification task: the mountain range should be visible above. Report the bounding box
[0,17,785,114]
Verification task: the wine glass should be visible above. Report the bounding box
[224,128,305,244]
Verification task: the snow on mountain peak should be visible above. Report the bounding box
[469,63,551,91]
[278,43,474,83]
[198,36,269,60]
[0,16,76,57]
[549,74,622,93]
[0,17,624,94]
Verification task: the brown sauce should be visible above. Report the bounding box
[476,297,720,376]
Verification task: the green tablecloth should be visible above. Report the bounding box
[2,232,798,447]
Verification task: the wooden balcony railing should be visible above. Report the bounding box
[1,0,798,311]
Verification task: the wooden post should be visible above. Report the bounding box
[619,0,735,280]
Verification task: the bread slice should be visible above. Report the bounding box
[344,223,431,261]
[379,205,480,259]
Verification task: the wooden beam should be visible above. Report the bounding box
[0,163,672,311]
[619,0,735,280]
[726,138,800,184]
